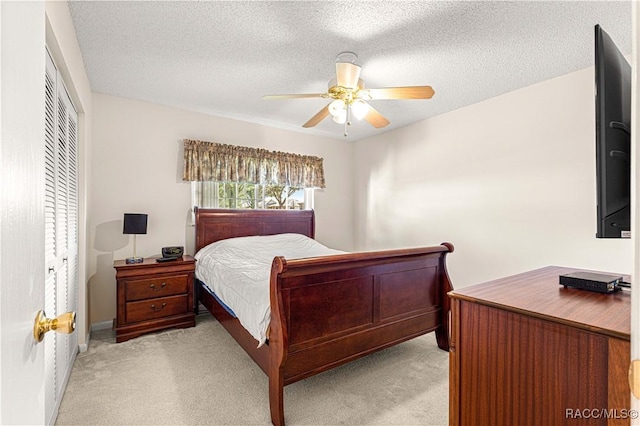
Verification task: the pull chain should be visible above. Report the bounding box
[344,104,351,137]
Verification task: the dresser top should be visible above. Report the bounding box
[449,265,630,340]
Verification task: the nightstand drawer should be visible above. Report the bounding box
[125,275,188,301]
[126,294,189,323]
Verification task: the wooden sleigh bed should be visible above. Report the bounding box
[194,208,454,425]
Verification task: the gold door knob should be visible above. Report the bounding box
[33,310,76,343]
[629,359,640,399]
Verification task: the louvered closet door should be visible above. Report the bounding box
[44,50,78,425]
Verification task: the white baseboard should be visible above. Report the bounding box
[79,334,88,353]
[82,321,113,352]
[91,320,113,332]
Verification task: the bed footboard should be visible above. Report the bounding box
[267,242,454,426]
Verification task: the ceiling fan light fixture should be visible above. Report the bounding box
[357,89,371,101]
[263,51,433,135]
[351,99,368,120]
[328,99,346,117]
[332,113,347,124]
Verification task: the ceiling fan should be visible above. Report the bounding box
[263,51,435,137]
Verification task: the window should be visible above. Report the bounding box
[184,139,324,212]
[191,182,314,210]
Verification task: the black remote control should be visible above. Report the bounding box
[156,256,179,263]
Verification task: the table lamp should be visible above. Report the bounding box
[123,213,147,264]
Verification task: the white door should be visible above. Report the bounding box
[44,49,79,425]
[1,2,77,425]
[0,1,47,424]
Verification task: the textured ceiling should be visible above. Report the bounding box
[68,1,632,141]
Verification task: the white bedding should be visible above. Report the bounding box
[194,233,344,347]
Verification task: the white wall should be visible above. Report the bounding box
[354,66,632,288]
[88,93,354,324]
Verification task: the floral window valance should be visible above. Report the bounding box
[182,139,326,189]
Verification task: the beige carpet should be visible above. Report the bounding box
[56,313,449,425]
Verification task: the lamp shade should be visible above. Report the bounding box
[328,99,346,117]
[351,99,368,120]
[123,213,148,235]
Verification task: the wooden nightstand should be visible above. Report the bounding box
[113,255,196,342]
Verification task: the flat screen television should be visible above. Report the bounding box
[595,24,631,238]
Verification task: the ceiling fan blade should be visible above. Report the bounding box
[363,103,390,128]
[263,93,326,100]
[336,62,361,89]
[366,85,435,100]
[302,105,330,128]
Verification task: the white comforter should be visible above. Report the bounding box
[194,233,344,346]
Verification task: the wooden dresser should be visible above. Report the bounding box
[449,266,631,426]
[113,256,196,342]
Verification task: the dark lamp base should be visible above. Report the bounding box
[125,257,144,264]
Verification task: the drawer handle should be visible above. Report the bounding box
[150,282,167,291]
[150,303,167,312]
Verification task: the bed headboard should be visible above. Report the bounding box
[194,208,316,252]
